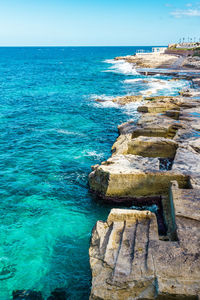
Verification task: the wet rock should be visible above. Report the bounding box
[13,290,43,300]
[179,87,200,97]
[112,95,143,105]
[95,98,106,103]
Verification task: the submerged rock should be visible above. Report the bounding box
[13,290,43,300]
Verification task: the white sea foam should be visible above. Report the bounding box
[74,150,104,160]
[90,94,120,108]
[124,78,190,96]
[123,101,143,117]
[124,78,144,83]
[56,129,85,136]
[90,94,116,101]
[103,59,139,75]
[124,76,190,96]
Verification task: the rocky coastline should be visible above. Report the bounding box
[89,51,200,299]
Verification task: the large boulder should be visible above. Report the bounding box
[89,155,189,199]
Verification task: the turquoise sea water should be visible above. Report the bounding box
[0,47,190,299]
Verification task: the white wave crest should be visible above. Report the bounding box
[74,150,104,160]
[90,94,116,101]
[138,78,190,96]
[89,94,120,108]
[103,59,138,75]
[124,78,144,83]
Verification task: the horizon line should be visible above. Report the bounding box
[0,45,167,47]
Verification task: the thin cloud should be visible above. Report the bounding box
[171,8,200,17]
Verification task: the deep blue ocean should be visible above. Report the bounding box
[0,47,190,299]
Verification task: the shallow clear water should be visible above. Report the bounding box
[0,47,190,299]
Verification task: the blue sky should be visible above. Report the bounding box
[0,0,200,46]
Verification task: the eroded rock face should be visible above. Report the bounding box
[90,200,200,299]
[127,136,178,158]
[137,103,180,113]
[89,154,189,198]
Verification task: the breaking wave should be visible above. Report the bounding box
[103,59,139,75]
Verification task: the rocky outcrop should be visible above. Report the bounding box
[90,182,200,299]
[89,76,200,299]
[89,154,189,198]
[90,209,158,300]
[137,95,200,114]
[112,95,143,105]
[114,53,178,69]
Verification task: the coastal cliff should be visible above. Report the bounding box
[89,51,200,299]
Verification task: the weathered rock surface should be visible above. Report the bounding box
[114,53,178,69]
[89,76,200,299]
[137,102,179,113]
[112,95,143,105]
[90,190,200,299]
[138,96,200,114]
[90,209,159,300]
[89,154,189,198]
[172,147,200,188]
[127,136,178,158]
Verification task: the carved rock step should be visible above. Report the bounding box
[89,155,189,198]
[90,209,158,300]
[90,206,200,299]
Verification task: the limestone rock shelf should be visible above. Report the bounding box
[89,154,189,198]
[89,88,200,299]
